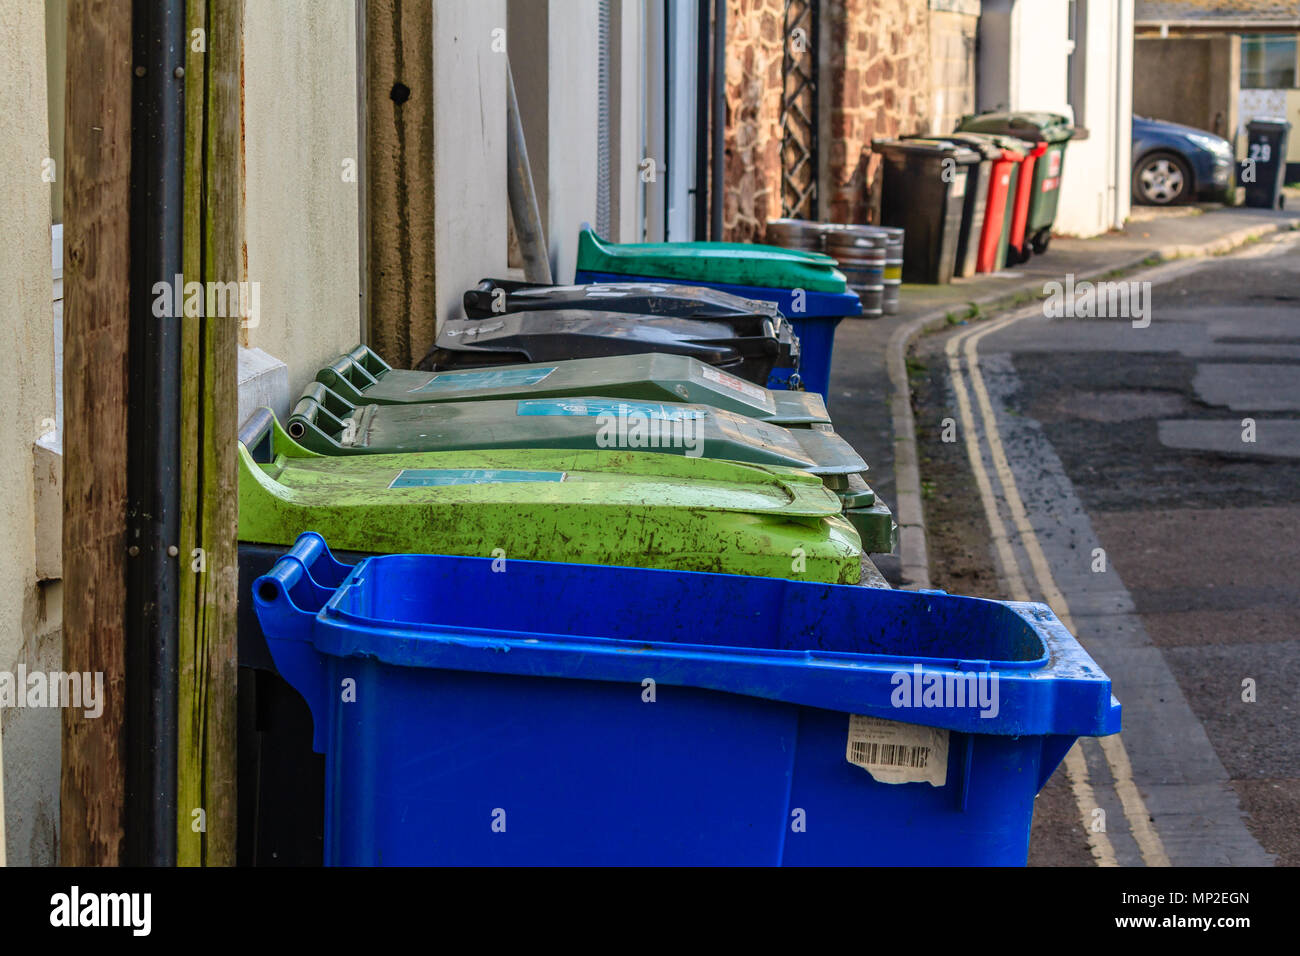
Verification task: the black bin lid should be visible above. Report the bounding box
[424,309,786,373]
[872,137,980,164]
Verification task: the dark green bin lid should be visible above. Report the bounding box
[956,111,1075,144]
[315,345,831,425]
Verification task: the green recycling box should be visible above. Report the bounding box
[286,384,897,554]
[239,410,864,584]
[316,345,830,426]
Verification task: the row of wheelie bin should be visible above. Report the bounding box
[874,111,1076,284]
[240,226,1120,866]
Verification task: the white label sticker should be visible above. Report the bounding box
[845,715,948,787]
[700,364,774,408]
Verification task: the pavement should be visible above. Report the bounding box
[829,194,1300,587]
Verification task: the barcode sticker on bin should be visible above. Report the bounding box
[845,715,948,787]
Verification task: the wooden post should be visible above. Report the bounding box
[176,0,242,866]
[60,0,133,866]
[364,0,436,368]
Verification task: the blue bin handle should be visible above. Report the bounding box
[253,532,353,640]
[253,533,356,755]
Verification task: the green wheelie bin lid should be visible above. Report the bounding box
[956,111,1075,145]
[315,345,831,426]
[575,228,849,293]
[238,410,864,584]
[287,383,867,477]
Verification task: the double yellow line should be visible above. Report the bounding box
[942,310,1170,868]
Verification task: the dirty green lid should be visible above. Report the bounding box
[575,228,849,293]
[238,414,863,584]
[956,111,1075,144]
[286,384,867,477]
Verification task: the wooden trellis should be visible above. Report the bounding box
[780,0,819,219]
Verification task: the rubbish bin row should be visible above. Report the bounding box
[874,110,1077,284]
[239,220,1121,866]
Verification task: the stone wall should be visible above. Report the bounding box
[723,0,937,238]
[823,0,933,224]
[722,0,786,241]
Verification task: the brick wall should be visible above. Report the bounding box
[723,0,937,238]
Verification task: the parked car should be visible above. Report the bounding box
[1132,116,1235,205]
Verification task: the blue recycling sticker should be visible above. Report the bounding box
[409,366,558,392]
[388,468,566,488]
[515,399,704,420]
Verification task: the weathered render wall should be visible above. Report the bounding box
[929,3,980,137]
[1134,34,1239,141]
[1,0,60,867]
[430,1,508,328]
[243,1,362,399]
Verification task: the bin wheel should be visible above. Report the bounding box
[1007,243,1029,266]
[1030,231,1051,255]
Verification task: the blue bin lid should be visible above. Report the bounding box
[256,534,1121,741]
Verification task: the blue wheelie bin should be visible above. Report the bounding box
[255,533,1122,866]
[572,228,861,402]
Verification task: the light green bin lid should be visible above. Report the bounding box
[238,413,864,584]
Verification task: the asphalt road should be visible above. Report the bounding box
[913,230,1300,866]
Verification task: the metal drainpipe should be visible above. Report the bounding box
[505,58,554,284]
[694,0,711,239]
[711,0,726,240]
[126,0,184,867]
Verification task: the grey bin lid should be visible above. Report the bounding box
[872,137,981,164]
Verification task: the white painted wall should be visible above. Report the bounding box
[1008,0,1071,109]
[432,0,508,326]
[1058,0,1132,236]
[614,0,645,242]
[545,0,601,281]
[508,0,647,273]
[980,0,1131,237]
[243,1,362,400]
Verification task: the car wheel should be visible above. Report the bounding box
[1133,152,1191,205]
